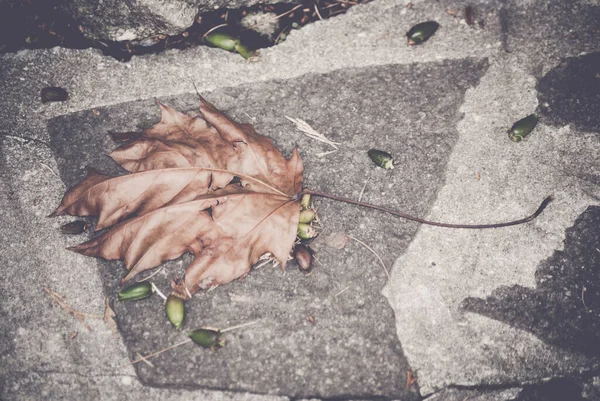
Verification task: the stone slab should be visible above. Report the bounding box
[385,41,600,401]
[0,0,503,398]
[1,0,599,398]
[46,58,487,399]
[462,206,600,356]
[383,2,600,393]
[537,53,600,133]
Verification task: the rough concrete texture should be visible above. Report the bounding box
[1,0,599,400]
[537,53,600,133]
[46,59,486,399]
[385,0,600,394]
[462,206,600,355]
[64,0,199,41]
[63,0,297,42]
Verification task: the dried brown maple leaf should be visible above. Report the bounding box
[52,96,552,299]
[53,96,303,298]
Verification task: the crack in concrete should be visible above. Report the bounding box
[0,133,52,149]
[14,369,138,380]
[422,368,600,401]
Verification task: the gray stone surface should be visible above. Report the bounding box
[46,58,486,398]
[537,53,600,133]
[65,0,198,41]
[386,0,600,394]
[1,0,600,399]
[501,0,600,73]
[387,55,600,394]
[462,206,600,355]
[63,0,299,42]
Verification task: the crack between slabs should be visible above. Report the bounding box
[421,367,600,400]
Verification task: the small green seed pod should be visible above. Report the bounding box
[188,329,225,348]
[300,194,312,209]
[234,42,256,60]
[60,220,89,234]
[204,32,238,51]
[41,87,69,103]
[294,244,313,273]
[368,149,394,169]
[407,21,440,45]
[297,223,317,240]
[508,114,538,142]
[118,281,153,301]
[165,294,185,329]
[299,209,316,224]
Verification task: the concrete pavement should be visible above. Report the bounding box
[1,0,599,399]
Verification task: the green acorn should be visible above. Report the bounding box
[204,32,238,51]
[368,149,394,169]
[297,223,317,240]
[508,114,538,142]
[234,42,255,60]
[204,32,256,59]
[300,194,312,209]
[188,329,225,348]
[299,209,317,224]
[118,281,153,301]
[165,294,185,329]
[407,21,440,45]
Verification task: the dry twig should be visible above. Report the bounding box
[334,286,350,297]
[39,162,60,178]
[314,0,324,20]
[346,235,398,317]
[358,180,368,202]
[347,235,390,281]
[136,352,156,368]
[201,24,229,39]
[103,298,118,335]
[45,287,103,331]
[128,339,192,366]
[150,283,167,301]
[285,116,340,156]
[128,320,260,366]
[220,319,260,333]
[140,266,165,282]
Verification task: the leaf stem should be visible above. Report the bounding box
[302,189,553,229]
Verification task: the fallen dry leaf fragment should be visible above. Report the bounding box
[406,370,418,389]
[53,97,303,298]
[104,298,118,335]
